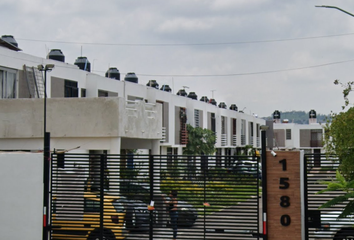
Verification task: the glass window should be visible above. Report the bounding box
[64,80,78,98]
[286,129,291,140]
[0,69,16,98]
[81,88,86,97]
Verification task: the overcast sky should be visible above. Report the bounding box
[3,0,354,117]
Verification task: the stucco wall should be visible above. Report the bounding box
[0,98,120,138]
[0,152,43,240]
[0,97,162,140]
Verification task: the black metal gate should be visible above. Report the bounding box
[50,153,261,240]
[303,153,354,240]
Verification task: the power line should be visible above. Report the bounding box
[16,32,354,47]
[2,52,353,78]
[93,59,354,77]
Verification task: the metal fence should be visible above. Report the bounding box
[304,154,354,240]
[49,153,261,240]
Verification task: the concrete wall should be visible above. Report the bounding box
[0,97,162,140]
[0,152,43,240]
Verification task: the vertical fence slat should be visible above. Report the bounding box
[50,153,261,240]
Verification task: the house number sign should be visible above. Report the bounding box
[267,151,301,240]
[279,159,291,226]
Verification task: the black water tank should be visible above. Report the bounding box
[218,102,227,109]
[1,35,18,47]
[160,85,172,92]
[309,109,317,119]
[47,49,65,62]
[147,80,159,89]
[230,104,238,111]
[177,89,187,96]
[209,99,217,106]
[188,92,197,100]
[105,67,120,80]
[200,96,209,103]
[74,57,91,72]
[124,72,138,83]
[273,110,281,119]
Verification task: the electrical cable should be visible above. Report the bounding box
[16,32,354,47]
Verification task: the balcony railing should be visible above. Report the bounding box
[232,134,237,146]
[221,134,227,146]
[241,135,246,146]
[249,137,254,146]
[256,137,260,148]
[160,127,166,143]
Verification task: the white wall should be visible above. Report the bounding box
[0,152,43,240]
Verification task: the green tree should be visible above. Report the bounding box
[319,80,354,217]
[317,170,354,218]
[183,124,216,155]
[324,107,354,179]
[334,79,354,110]
[183,124,216,179]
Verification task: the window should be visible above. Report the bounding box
[0,68,16,98]
[221,116,227,134]
[81,88,86,97]
[232,119,237,135]
[211,113,216,133]
[64,80,78,97]
[286,129,291,140]
[241,119,246,145]
[194,109,200,128]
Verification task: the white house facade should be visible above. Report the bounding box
[0,35,265,157]
[271,110,325,154]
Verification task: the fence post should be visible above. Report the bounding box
[303,155,309,240]
[261,127,268,240]
[149,155,154,240]
[203,155,206,240]
[100,154,105,240]
[42,132,50,240]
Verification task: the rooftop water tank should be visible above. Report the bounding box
[188,92,197,100]
[209,99,217,106]
[105,67,120,80]
[273,110,281,119]
[309,109,317,119]
[146,80,159,89]
[200,96,209,102]
[74,56,91,72]
[160,85,172,92]
[177,89,187,96]
[230,104,238,111]
[218,102,227,109]
[47,49,65,62]
[124,72,138,83]
[1,35,18,47]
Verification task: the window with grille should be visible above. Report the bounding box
[286,129,291,140]
[194,109,200,128]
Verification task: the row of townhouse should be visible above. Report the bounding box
[0,35,265,161]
